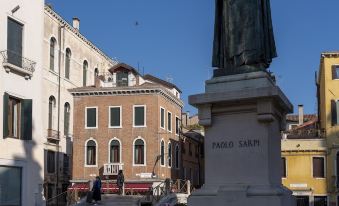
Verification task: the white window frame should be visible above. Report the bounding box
[160,139,165,167]
[133,136,146,166]
[133,105,146,127]
[167,111,172,132]
[108,137,122,163]
[168,142,172,168]
[160,107,165,130]
[108,106,122,128]
[282,156,287,179]
[312,156,326,179]
[84,138,98,167]
[85,106,98,129]
[175,115,180,136]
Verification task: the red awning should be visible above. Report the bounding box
[69,182,152,193]
[68,183,90,191]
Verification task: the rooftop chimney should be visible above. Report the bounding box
[298,104,304,125]
[72,17,80,30]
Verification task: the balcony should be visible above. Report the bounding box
[103,163,124,175]
[47,129,60,144]
[1,50,36,79]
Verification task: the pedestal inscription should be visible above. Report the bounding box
[212,139,260,150]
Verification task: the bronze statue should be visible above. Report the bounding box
[212,0,277,76]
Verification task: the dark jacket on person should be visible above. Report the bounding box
[92,178,102,201]
[117,173,124,187]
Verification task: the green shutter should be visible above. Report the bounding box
[64,111,69,135]
[3,93,9,138]
[21,99,32,140]
[332,100,337,126]
[110,107,120,127]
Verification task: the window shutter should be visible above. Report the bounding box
[21,99,32,140]
[332,100,337,126]
[3,93,9,138]
[332,65,337,79]
[64,111,69,135]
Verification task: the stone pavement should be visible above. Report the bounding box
[78,194,145,206]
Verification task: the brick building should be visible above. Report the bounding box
[181,129,204,188]
[69,63,183,188]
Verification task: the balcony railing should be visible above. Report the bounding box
[103,163,124,175]
[1,50,36,79]
[47,129,60,144]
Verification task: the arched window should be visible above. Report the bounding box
[50,37,56,71]
[86,140,97,165]
[168,142,172,167]
[110,139,120,163]
[175,144,180,169]
[48,96,56,130]
[94,68,99,83]
[160,140,165,166]
[64,102,70,136]
[134,138,145,165]
[65,48,71,79]
[83,60,88,86]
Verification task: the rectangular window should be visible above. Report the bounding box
[160,107,165,129]
[86,107,97,128]
[109,106,121,128]
[0,166,22,206]
[296,196,309,206]
[333,65,339,80]
[331,100,339,126]
[313,157,325,178]
[134,105,145,127]
[3,93,32,140]
[63,154,69,175]
[175,116,180,135]
[314,196,327,206]
[116,71,129,87]
[282,157,286,178]
[167,112,172,132]
[7,18,23,67]
[47,150,56,173]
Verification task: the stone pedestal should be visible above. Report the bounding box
[188,72,296,206]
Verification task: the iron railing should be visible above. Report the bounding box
[103,163,124,175]
[1,50,36,73]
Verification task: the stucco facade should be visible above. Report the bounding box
[42,5,117,200]
[282,139,327,204]
[317,52,339,205]
[0,0,45,205]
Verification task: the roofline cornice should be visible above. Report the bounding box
[69,87,184,108]
[44,5,118,66]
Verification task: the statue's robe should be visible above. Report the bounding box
[212,0,277,70]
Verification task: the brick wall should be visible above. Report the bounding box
[72,92,182,181]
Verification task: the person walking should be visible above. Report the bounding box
[117,170,124,195]
[92,176,102,205]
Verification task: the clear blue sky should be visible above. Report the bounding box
[47,0,339,115]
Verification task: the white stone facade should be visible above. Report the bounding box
[42,5,117,200]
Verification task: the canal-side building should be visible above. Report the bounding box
[42,5,117,200]
[0,0,45,205]
[282,106,327,206]
[317,52,339,205]
[69,63,183,191]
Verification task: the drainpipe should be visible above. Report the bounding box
[55,23,64,205]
